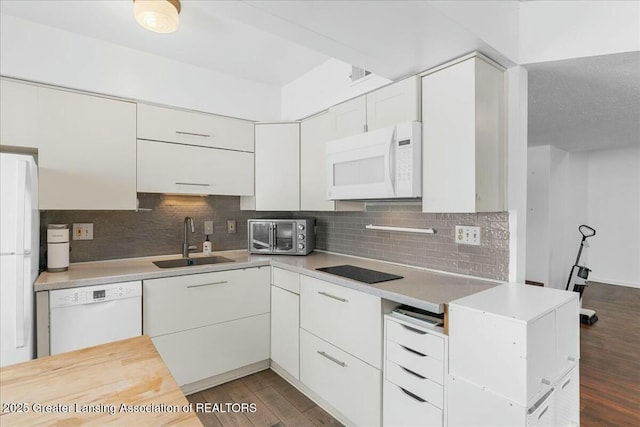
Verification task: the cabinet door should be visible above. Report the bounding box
[300,112,335,211]
[366,76,420,131]
[270,286,300,379]
[329,96,366,139]
[137,103,254,152]
[254,123,300,211]
[300,329,381,427]
[555,365,579,426]
[143,267,270,337]
[300,275,382,368]
[0,79,38,149]
[37,87,136,210]
[137,140,254,196]
[422,56,505,213]
[555,299,579,377]
[527,311,556,402]
[152,314,270,387]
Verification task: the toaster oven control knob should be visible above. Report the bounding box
[298,234,305,240]
[297,224,305,230]
[298,243,305,250]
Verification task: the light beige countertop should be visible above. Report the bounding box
[35,250,502,313]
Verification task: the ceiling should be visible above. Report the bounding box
[527,51,640,152]
[1,0,638,152]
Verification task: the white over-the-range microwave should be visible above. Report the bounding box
[326,121,422,200]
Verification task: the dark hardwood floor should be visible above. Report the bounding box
[190,281,639,426]
[187,369,342,427]
[579,281,640,426]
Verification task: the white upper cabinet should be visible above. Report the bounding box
[38,87,137,210]
[0,79,38,149]
[137,140,254,196]
[254,123,300,211]
[327,76,420,139]
[329,96,367,139]
[366,75,421,131]
[422,55,506,213]
[137,103,254,152]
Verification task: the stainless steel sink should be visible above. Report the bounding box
[153,256,235,268]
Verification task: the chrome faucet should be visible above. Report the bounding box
[182,217,196,258]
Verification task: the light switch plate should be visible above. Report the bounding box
[204,220,214,235]
[455,225,480,246]
[72,223,94,240]
[227,220,236,234]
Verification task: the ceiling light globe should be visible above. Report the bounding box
[134,0,180,34]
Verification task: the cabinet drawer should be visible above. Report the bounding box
[386,320,444,361]
[137,103,254,152]
[143,267,270,336]
[137,140,254,196]
[386,341,444,385]
[300,275,382,368]
[152,313,269,386]
[300,329,381,427]
[383,379,442,427]
[272,267,300,294]
[386,361,443,409]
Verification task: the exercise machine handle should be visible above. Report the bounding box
[579,225,596,239]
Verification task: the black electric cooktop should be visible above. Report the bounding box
[316,265,403,284]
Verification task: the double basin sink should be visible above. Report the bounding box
[153,256,235,269]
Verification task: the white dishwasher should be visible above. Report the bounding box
[49,281,142,355]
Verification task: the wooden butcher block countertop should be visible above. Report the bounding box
[0,336,201,426]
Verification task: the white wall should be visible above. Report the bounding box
[0,14,281,121]
[527,145,639,289]
[586,146,640,287]
[519,0,640,64]
[280,58,391,121]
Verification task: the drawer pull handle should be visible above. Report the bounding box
[401,366,426,379]
[317,291,347,303]
[527,387,554,415]
[541,378,551,385]
[317,351,346,367]
[538,406,549,420]
[399,387,426,403]
[176,131,211,138]
[176,182,211,187]
[400,324,427,335]
[187,281,228,288]
[562,378,571,389]
[400,345,427,357]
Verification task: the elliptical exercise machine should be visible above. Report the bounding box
[565,225,598,325]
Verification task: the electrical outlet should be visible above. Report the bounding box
[204,220,214,235]
[72,223,94,240]
[227,220,236,234]
[455,225,481,246]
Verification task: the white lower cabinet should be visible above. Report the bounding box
[384,315,447,427]
[270,285,300,380]
[555,366,579,426]
[300,275,382,369]
[300,329,381,427]
[383,380,442,427]
[152,314,269,387]
[143,267,270,388]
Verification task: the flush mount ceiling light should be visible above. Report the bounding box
[134,0,181,34]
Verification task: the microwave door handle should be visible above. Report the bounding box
[388,132,396,194]
[270,223,277,251]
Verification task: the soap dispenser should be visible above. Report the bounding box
[203,235,212,255]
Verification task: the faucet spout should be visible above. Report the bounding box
[183,217,195,258]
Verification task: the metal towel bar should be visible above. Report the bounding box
[365,224,435,234]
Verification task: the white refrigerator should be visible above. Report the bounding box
[0,152,39,367]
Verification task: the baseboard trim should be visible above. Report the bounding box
[182,360,270,395]
[589,278,640,289]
